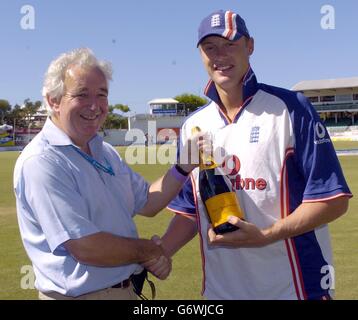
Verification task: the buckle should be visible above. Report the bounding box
[111,278,131,289]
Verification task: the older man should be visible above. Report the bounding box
[13,48,202,300]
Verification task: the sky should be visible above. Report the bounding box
[0,0,357,115]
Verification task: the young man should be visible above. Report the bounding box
[13,48,204,300]
[147,10,352,300]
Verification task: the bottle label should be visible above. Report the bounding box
[204,192,244,228]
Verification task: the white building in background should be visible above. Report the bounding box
[148,98,187,116]
[291,77,358,126]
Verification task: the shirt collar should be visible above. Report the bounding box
[204,66,259,105]
[42,117,103,152]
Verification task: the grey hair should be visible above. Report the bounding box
[42,48,113,115]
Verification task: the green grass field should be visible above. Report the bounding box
[0,142,357,300]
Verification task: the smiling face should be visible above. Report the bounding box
[48,65,109,148]
[199,36,254,94]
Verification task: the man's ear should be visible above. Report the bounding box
[47,94,60,112]
[247,37,254,56]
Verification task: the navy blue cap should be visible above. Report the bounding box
[197,10,250,46]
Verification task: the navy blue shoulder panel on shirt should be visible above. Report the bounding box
[167,177,196,215]
[259,83,351,201]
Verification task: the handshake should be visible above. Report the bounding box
[142,235,172,280]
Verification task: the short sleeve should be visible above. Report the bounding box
[167,177,196,216]
[293,94,352,201]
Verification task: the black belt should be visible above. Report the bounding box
[111,278,131,289]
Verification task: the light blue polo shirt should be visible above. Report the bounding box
[13,118,149,297]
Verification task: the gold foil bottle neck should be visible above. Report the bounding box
[191,126,217,170]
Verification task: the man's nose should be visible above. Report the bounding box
[88,97,98,110]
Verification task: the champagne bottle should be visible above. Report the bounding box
[192,126,244,234]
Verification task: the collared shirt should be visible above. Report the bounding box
[168,67,352,300]
[14,118,149,297]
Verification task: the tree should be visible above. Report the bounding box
[174,94,208,114]
[102,104,130,130]
[0,99,11,124]
[6,104,27,128]
[22,99,42,123]
[113,104,130,115]
[3,99,42,128]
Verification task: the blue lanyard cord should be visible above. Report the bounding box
[72,146,115,176]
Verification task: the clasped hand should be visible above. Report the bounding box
[141,235,172,280]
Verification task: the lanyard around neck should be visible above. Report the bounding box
[72,146,115,176]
